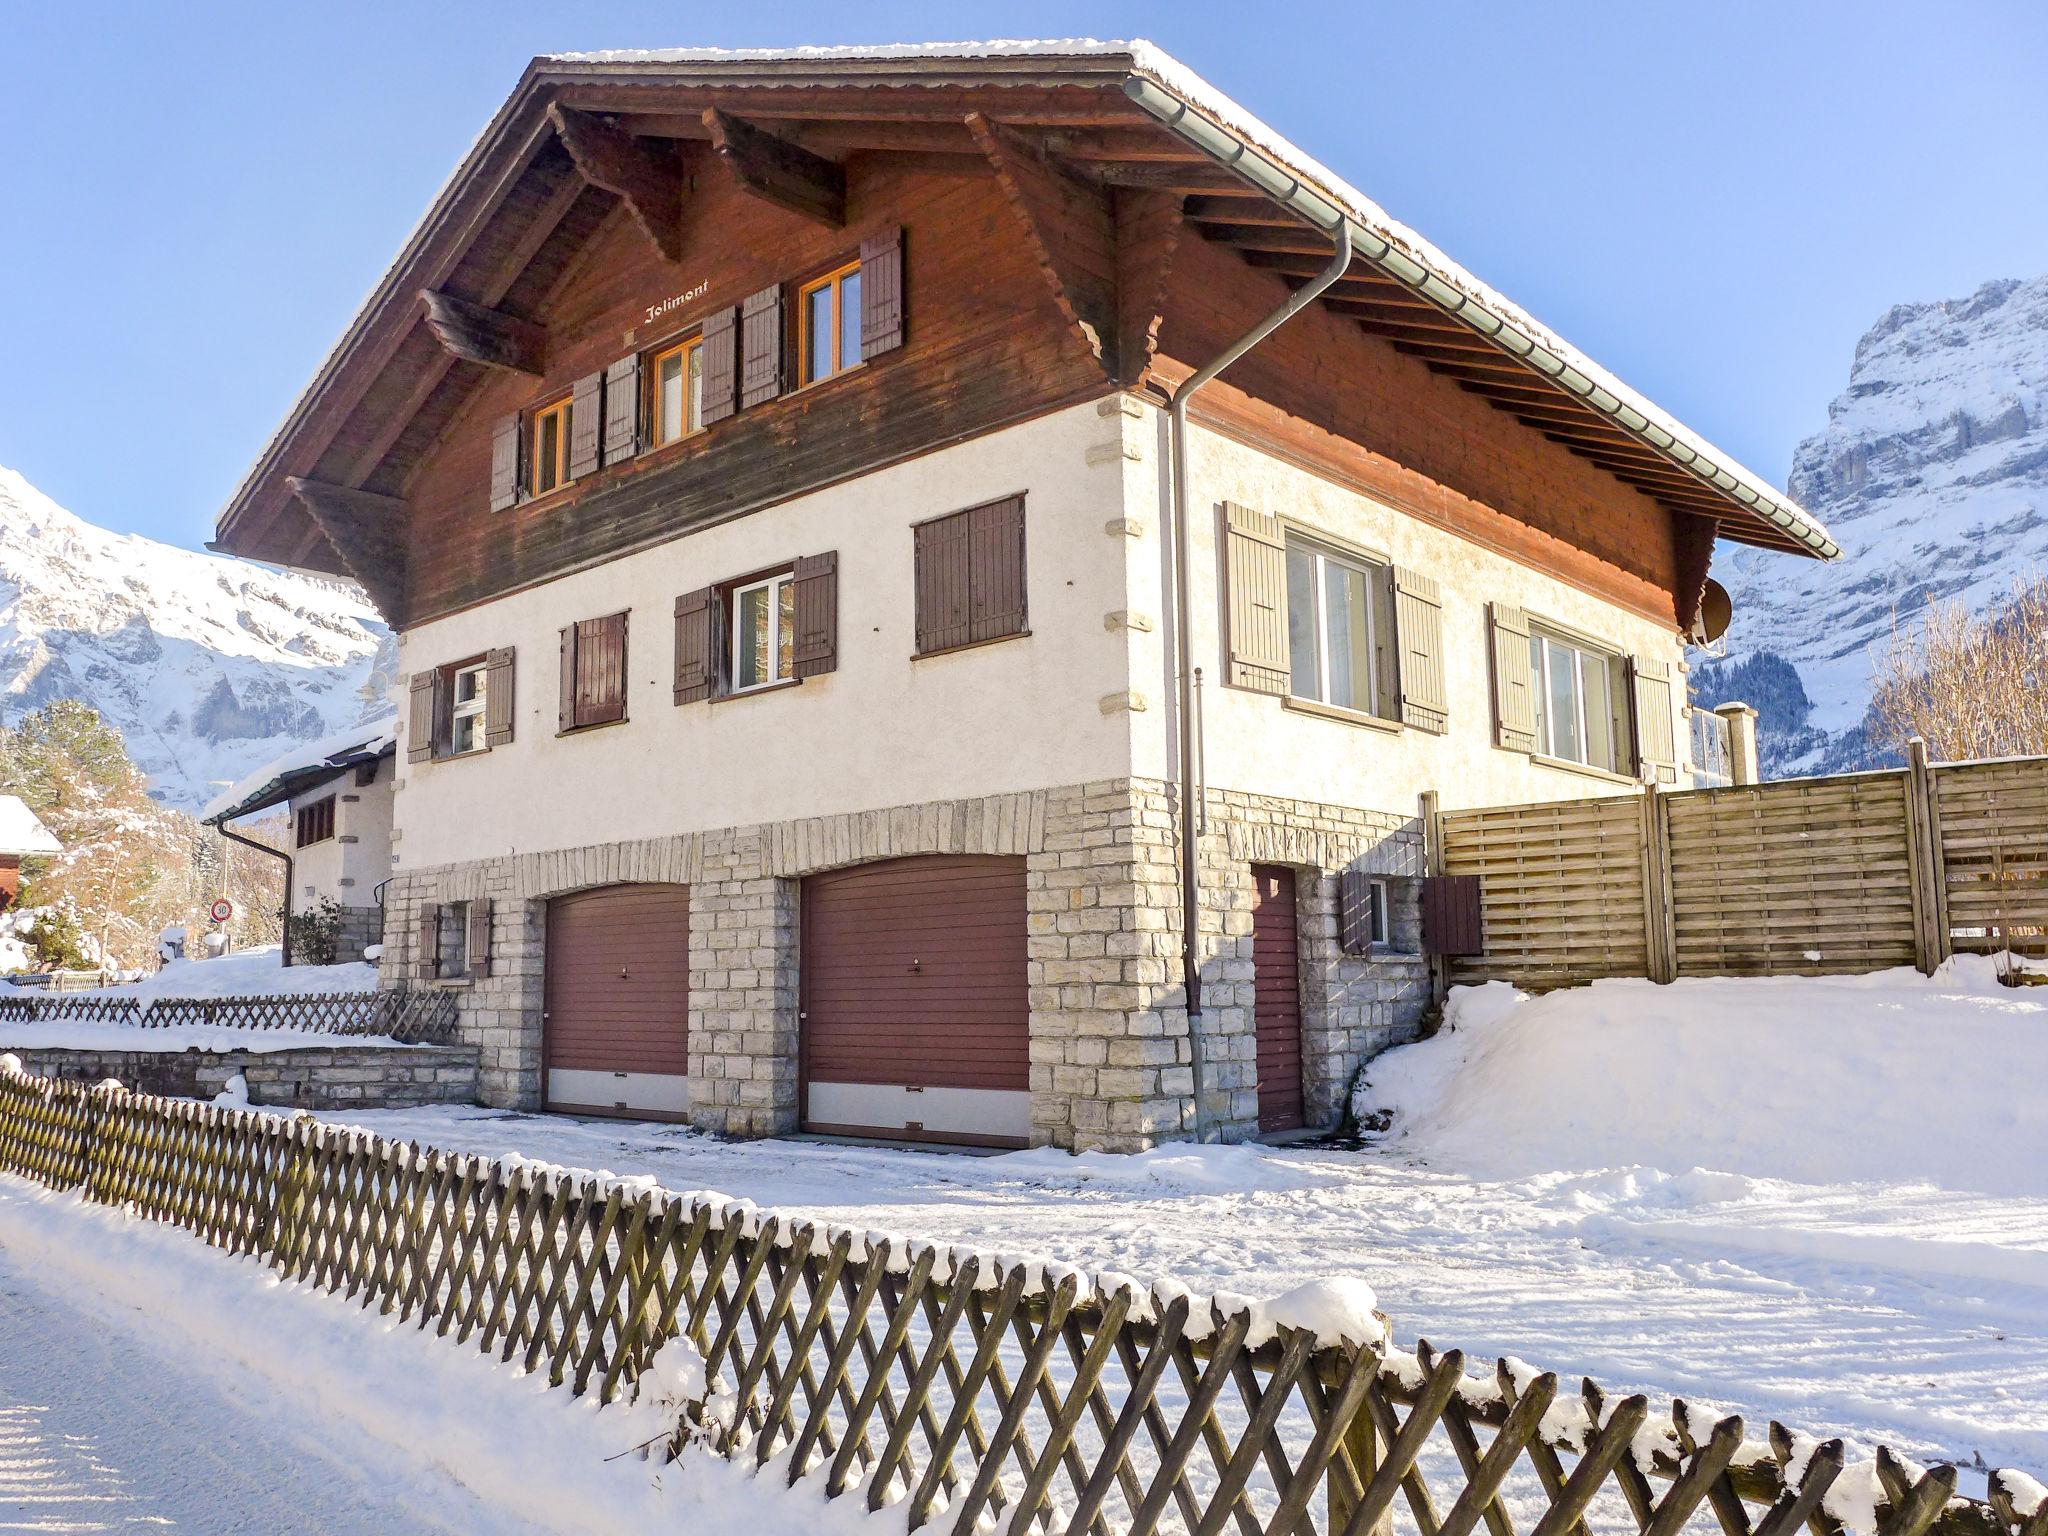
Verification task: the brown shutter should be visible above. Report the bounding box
[699,305,739,425]
[1630,655,1679,785]
[466,899,493,980]
[1488,603,1539,753]
[483,647,516,747]
[791,551,839,678]
[602,353,640,465]
[567,371,604,481]
[1421,875,1484,957]
[1392,566,1449,734]
[673,587,718,703]
[859,226,904,357]
[739,283,785,409]
[416,903,442,980]
[914,511,972,655]
[966,495,1028,644]
[489,414,522,512]
[558,624,578,733]
[1339,869,1375,955]
[1223,503,1289,694]
[407,671,437,763]
[569,612,629,727]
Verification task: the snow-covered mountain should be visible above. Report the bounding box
[1701,273,2048,774]
[0,464,392,813]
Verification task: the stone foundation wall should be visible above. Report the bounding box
[331,903,385,965]
[6,1043,479,1110]
[381,779,1430,1151]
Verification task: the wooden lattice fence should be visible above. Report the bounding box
[0,988,458,1043]
[0,1066,2037,1536]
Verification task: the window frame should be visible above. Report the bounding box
[1367,877,1391,947]
[529,394,572,497]
[1284,534,1385,719]
[724,567,798,695]
[447,660,490,757]
[648,334,704,448]
[797,260,863,387]
[1527,625,1628,775]
[293,796,336,849]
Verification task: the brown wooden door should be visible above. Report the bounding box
[800,855,1029,1147]
[1251,864,1305,1133]
[543,883,690,1120]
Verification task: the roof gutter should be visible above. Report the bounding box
[1119,75,1840,562]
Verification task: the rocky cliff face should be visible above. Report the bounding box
[0,464,389,812]
[1699,274,2048,773]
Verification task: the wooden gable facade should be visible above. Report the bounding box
[215,49,1828,637]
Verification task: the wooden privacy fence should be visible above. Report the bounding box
[0,1066,2039,1536]
[0,988,459,1043]
[1439,744,2048,988]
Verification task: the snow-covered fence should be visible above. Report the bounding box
[1437,744,2048,988]
[0,988,459,1043]
[0,1066,2037,1536]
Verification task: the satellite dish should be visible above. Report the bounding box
[1697,578,1732,645]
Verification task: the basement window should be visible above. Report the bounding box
[729,570,796,692]
[531,395,571,496]
[1529,629,1630,774]
[650,336,703,446]
[798,262,863,386]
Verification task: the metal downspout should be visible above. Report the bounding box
[213,818,293,967]
[1166,213,1357,1140]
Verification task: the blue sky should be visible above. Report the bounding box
[2,1,2042,549]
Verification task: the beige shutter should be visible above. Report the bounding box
[466,899,493,979]
[1488,603,1538,753]
[1223,503,1289,694]
[1391,566,1448,734]
[567,372,603,480]
[488,414,522,512]
[1630,655,1679,784]
[739,283,785,409]
[483,647,516,747]
[700,306,739,425]
[416,903,442,980]
[601,354,640,464]
[407,671,437,764]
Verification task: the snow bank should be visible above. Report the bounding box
[995,1141,1338,1195]
[1355,959,2048,1196]
[64,946,379,1000]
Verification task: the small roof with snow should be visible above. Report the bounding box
[0,797,60,858]
[202,718,398,826]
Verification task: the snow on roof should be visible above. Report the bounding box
[0,796,60,858]
[542,39,1835,557]
[202,717,398,825]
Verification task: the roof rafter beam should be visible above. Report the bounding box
[285,478,408,621]
[548,103,685,261]
[701,107,846,227]
[419,290,545,376]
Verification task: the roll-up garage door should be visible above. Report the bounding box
[543,883,690,1120]
[800,854,1030,1147]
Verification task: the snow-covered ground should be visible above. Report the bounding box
[319,965,2048,1481]
[63,946,379,1001]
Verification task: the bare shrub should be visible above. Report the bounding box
[1871,571,2048,762]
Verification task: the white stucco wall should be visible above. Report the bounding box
[394,400,1136,871]
[1121,409,1694,816]
[289,754,395,904]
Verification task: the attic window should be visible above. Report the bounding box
[798,262,862,385]
[294,797,336,849]
[531,396,571,496]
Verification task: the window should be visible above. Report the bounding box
[913,495,1028,656]
[650,336,703,446]
[798,262,863,385]
[449,661,489,755]
[560,612,629,731]
[1528,629,1628,773]
[531,396,571,496]
[729,571,796,692]
[1286,538,1381,716]
[294,797,336,849]
[1366,878,1390,946]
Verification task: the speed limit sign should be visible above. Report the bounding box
[208,898,235,925]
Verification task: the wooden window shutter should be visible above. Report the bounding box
[1391,566,1449,734]
[1630,655,1679,785]
[484,647,516,747]
[407,671,437,763]
[699,305,740,425]
[914,511,972,655]
[601,354,640,465]
[466,899,493,980]
[673,587,720,703]
[791,552,839,678]
[966,495,1028,644]
[1421,875,1484,957]
[1488,602,1539,753]
[739,283,785,409]
[567,371,604,481]
[488,414,523,512]
[1339,869,1375,955]
[859,226,905,357]
[578,613,628,726]
[558,624,578,734]
[1223,503,1289,694]
[416,903,442,980]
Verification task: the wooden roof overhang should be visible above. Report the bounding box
[214,46,1834,622]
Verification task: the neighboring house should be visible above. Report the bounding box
[202,722,397,963]
[210,43,1834,1150]
[0,796,61,907]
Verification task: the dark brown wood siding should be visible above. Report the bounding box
[1250,864,1305,1133]
[543,883,690,1087]
[800,855,1028,1123]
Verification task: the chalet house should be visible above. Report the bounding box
[211,42,1834,1151]
[0,797,61,908]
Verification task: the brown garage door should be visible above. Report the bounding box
[544,883,690,1121]
[801,854,1029,1147]
[1251,864,1305,1133]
